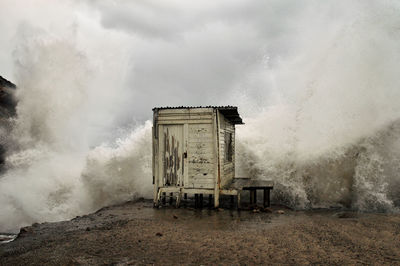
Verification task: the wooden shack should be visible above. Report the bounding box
[152,106,273,208]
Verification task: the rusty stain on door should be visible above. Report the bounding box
[161,125,184,186]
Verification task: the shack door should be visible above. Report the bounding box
[159,125,184,187]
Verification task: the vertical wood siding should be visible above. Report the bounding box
[188,123,215,188]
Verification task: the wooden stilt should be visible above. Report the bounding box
[162,192,166,205]
[263,189,267,208]
[169,192,173,205]
[199,194,203,208]
[176,192,181,208]
[208,194,213,208]
[195,194,198,208]
[237,192,241,210]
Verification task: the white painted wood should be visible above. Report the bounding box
[188,123,215,189]
[182,188,215,195]
[157,108,214,115]
[220,189,238,196]
[152,124,158,205]
[183,123,188,187]
[214,109,220,207]
[159,124,184,187]
[158,120,212,125]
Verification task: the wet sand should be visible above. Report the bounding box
[1,199,400,265]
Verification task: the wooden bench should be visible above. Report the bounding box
[226,178,274,209]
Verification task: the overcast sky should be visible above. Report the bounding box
[0,1,355,120]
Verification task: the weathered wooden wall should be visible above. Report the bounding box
[188,123,215,188]
[154,108,216,190]
[152,107,239,206]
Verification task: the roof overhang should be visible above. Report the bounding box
[153,106,244,125]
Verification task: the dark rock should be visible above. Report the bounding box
[0,75,17,172]
[0,75,16,117]
[155,232,163,237]
[19,227,32,236]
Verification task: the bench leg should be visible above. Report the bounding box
[176,190,182,208]
[263,189,271,208]
[237,192,241,210]
[162,192,166,205]
[199,194,203,208]
[263,189,267,208]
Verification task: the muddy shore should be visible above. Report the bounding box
[1,199,400,265]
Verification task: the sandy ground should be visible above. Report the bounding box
[1,199,400,265]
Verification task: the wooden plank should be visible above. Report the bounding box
[158,120,212,125]
[189,169,214,176]
[158,187,181,193]
[214,109,220,207]
[158,115,213,121]
[187,147,214,155]
[152,123,159,205]
[187,139,214,143]
[220,189,238,195]
[192,183,214,189]
[157,108,214,115]
[182,188,214,195]
[158,111,213,116]
[157,125,164,188]
[183,123,188,187]
[191,178,215,183]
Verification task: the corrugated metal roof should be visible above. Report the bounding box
[153,106,244,124]
[152,105,237,110]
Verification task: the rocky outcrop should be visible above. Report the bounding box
[0,76,16,117]
[0,76,16,169]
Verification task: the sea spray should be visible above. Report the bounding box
[81,121,152,210]
[0,26,135,232]
[235,2,400,211]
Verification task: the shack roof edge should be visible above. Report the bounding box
[152,106,244,124]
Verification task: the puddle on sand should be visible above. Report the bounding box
[151,205,290,231]
[0,234,17,244]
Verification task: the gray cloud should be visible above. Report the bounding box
[83,0,329,122]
